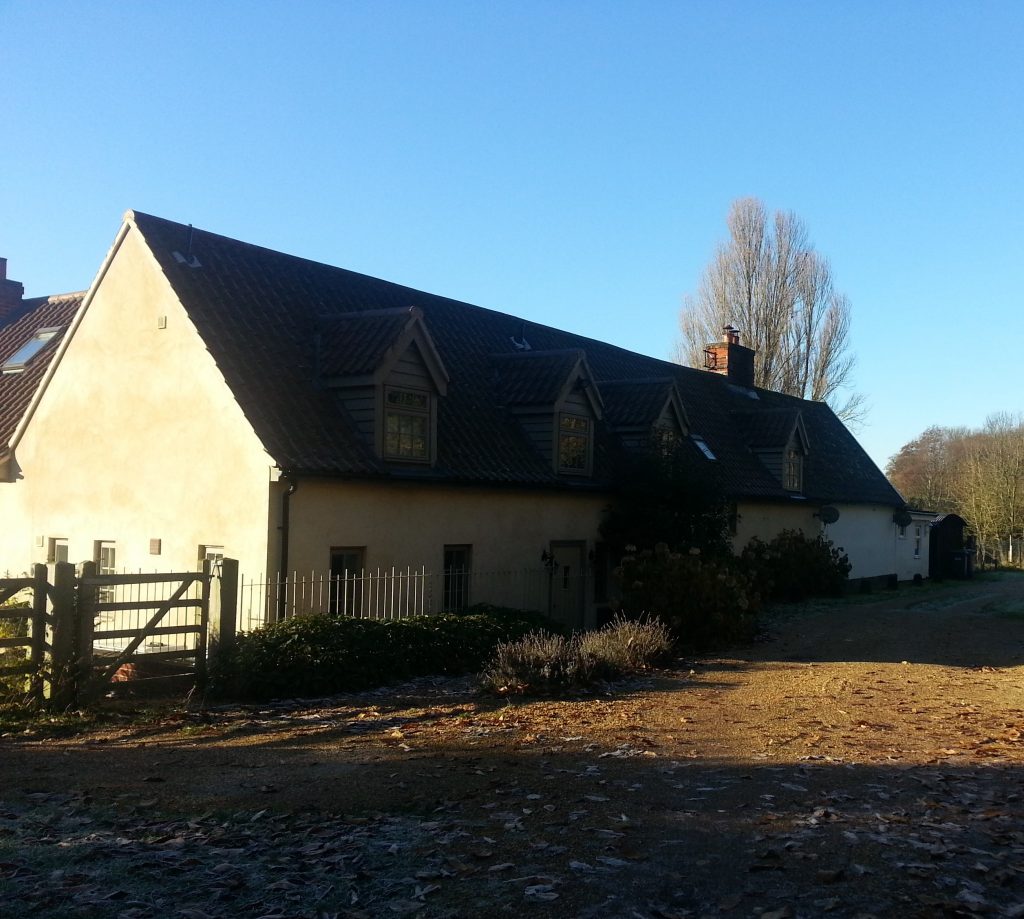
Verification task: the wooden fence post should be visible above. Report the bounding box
[76,561,97,702]
[192,561,213,692]
[48,561,77,709]
[29,564,48,705]
[216,558,239,654]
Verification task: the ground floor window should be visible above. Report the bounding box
[443,545,472,611]
[94,540,116,603]
[199,544,225,574]
[329,546,366,614]
[47,537,68,564]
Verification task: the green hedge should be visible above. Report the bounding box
[740,529,851,602]
[210,604,554,701]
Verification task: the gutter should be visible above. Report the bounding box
[276,472,298,622]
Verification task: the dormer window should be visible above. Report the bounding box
[784,446,803,491]
[2,327,60,373]
[653,424,678,456]
[318,307,449,468]
[384,386,431,462]
[492,349,603,478]
[558,413,591,474]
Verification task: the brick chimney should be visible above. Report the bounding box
[0,258,25,327]
[703,325,756,389]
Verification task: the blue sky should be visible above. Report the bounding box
[2,1,1021,469]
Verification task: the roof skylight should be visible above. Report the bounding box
[2,327,60,374]
[692,435,717,461]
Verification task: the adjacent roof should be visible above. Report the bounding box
[125,211,903,505]
[0,293,84,455]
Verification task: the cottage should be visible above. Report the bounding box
[0,212,917,627]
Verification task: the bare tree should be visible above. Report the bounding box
[676,198,865,424]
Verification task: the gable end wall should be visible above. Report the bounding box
[6,225,276,577]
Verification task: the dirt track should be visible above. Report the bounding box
[2,573,1024,917]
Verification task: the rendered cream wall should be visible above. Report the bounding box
[9,224,275,578]
[735,500,903,580]
[734,501,820,551]
[0,485,32,576]
[282,478,607,574]
[275,477,608,621]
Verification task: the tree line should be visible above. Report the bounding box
[886,413,1024,566]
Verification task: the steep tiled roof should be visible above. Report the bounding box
[0,293,84,453]
[492,350,585,407]
[318,308,416,378]
[128,211,903,506]
[601,379,678,429]
[733,409,801,448]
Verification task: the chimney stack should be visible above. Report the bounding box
[0,258,25,327]
[703,324,756,389]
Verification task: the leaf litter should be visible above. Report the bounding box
[4,575,1024,916]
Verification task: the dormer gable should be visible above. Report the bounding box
[319,307,449,465]
[734,408,810,492]
[492,349,602,476]
[319,306,448,393]
[600,378,689,453]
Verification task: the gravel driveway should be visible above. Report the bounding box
[2,572,1024,918]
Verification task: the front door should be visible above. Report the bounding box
[548,541,586,630]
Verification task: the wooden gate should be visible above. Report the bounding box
[0,562,216,707]
[0,565,51,704]
[78,561,212,698]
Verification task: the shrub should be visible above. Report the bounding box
[578,614,673,675]
[479,632,589,695]
[0,594,31,702]
[740,529,851,602]
[615,544,759,649]
[210,606,551,701]
[479,616,673,695]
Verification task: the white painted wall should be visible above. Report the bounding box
[821,504,898,580]
[894,513,932,581]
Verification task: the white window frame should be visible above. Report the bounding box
[2,327,60,374]
[47,537,68,564]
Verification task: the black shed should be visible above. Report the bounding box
[929,513,972,580]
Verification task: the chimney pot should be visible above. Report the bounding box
[705,324,755,388]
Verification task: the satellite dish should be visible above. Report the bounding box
[894,508,913,528]
[818,505,840,525]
